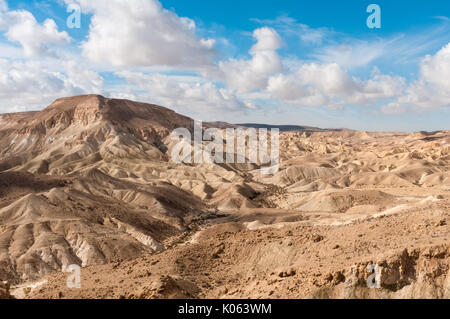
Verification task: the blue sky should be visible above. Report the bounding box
[0,0,449,131]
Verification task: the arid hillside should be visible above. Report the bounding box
[0,95,448,299]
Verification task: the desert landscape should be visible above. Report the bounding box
[0,94,448,299]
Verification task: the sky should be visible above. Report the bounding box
[0,0,449,131]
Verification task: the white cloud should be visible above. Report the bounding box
[421,43,450,91]
[65,0,215,69]
[312,23,450,70]
[0,58,103,112]
[267,74,328,107]
[251,16,331,45]
[115,71,254,115]
[380,102,408,115]
[0,42,23,58]
[349,69,406,105]
[381,43,450,113]
[63,60,104,94]
[0,0,447,127]
[0,2,103,112]
[0,5,70,57]
[312,41,388,69]
[218,27,283,93]
[267,63,405,107]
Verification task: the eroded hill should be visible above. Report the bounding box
[0,95,448,298]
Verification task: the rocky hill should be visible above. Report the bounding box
[0,95,448,299]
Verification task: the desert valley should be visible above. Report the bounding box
[0,94,448,299]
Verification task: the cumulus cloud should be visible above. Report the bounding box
[421,43,450,91]
[349,69,406,105]
[0,58,103,112]
[267,63,405,107]
[0,0,447,124]
[0,4,70,57]
[219,27,283,93]
[115,71,255,115]
[0,1,104,111]
[63,60,105,94]
[251,16,331,45]
[381,43,450,113]
[64,0,215,69]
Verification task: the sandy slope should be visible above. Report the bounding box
[0,95,448,299]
